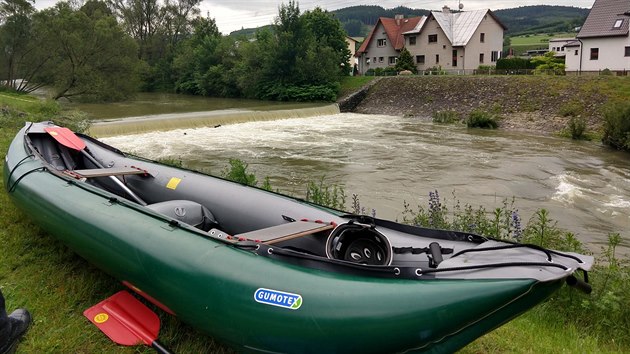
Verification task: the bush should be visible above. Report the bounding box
[496,57,535,70]
[432,110,461,124]
[602,102,630,150]
[258,83,338,102]
[222,158,257,186]
[466,109,499,129]
[568,116,587,140]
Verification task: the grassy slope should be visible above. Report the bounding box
[0,91,625,353]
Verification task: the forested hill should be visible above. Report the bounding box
[229,5,589,38]
[494,6,590,35]
[332,5,589,37]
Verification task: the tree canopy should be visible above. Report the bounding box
[0,0,351,102]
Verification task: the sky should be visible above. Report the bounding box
[32,0,597,34]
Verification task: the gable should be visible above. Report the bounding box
[356,16,423,55]
[430,9,504,46]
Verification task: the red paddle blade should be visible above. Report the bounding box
[84,291,160,347]
[45,126,87,151]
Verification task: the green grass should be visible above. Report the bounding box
[338,76,376,98]
[1,92,629,353]
[509,32,575,55]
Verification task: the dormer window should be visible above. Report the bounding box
[614,19,624,29]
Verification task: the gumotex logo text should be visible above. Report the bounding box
[254,288,303,310]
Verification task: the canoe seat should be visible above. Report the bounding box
[235,221,335,245]
[147,200,218,232]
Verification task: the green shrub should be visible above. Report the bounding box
[496,57,535,70]
[568,116,587,140]
[466,109,499,129]
[259,83,338,102]
[432,110,461,124]
[222,158,257,186]
[602,102,630,150]
[306,176,346,210]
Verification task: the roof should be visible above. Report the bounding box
[549,37,577,42]
[563,40,582,47]
[424,9,507,46]
[578,0,630,38]
[356,16,423,55]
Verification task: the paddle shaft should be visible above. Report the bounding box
[81,149,147,206]
[152,340,174,354]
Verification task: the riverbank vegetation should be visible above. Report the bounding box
[2,91,630,353]
[0,0,349,103]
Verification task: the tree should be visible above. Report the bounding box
[30,2,141,101]
[531,51,565,75]
[395,47,416,73]
[0,0,35,91]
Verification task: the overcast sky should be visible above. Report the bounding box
[33,0,596,34]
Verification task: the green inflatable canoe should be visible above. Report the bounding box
[3,122,593,353]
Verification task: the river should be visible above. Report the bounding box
[96,110,630,256]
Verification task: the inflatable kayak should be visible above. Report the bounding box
[3,121,593,353]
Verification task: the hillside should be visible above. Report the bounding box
[494,6,589,35]
[229,5,590,39]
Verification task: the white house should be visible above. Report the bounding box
[549,37,578,57]
[402,6,506,73]
[565,0,630,74]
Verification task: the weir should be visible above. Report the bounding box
[88,104,340,137]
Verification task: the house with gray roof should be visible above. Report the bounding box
[565,0,630,74]
[402,6,505,73]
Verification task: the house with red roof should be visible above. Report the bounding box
[355,6,505,75]
[355,15,424,74]
[565,0,630,74]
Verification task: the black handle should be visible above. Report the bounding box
[566,275,592,294]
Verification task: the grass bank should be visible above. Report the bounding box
[1,91,629,353]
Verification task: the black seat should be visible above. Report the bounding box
[147,200,218,231]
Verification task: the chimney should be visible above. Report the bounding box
[442,5,451,13]
[395,14,404,25]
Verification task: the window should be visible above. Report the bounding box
[614,19,624,29]
[428,34,438,43]
[480,33,485,43]
[373,57,376,64]
[379,57,384,63]
[491,51,499,62]
[366,58,370,65]
[377,39,387,47]
[574,50,578,55]
[389,56,397,65]
[416,55,425,64]
[436,54,440,63]
[590,48,599,60]
[409,36,417,45]
[479,53,485,63]
[625,46,630,57]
